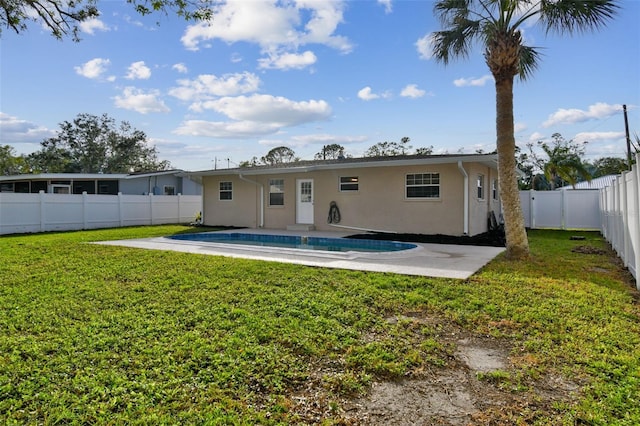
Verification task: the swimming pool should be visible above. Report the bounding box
[169,232,417,253]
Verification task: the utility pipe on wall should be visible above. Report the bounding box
[457,161,469,235]
[238,174,264,228]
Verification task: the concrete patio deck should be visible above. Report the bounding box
[96,229,505,279]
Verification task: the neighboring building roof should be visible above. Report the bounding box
[558,174,620,190]
[189,153,499,176]
[0,170,190,182]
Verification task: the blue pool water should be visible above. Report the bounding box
[169,232,417,253]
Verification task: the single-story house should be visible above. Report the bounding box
[0,170,202,196]
[192,154,501,236]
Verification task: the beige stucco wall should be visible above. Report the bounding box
[202,161,500,236]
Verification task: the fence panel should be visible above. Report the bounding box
[0,192,202,235]
[519,189,600,230]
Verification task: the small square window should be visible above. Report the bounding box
[164,185,176,195]
[492,179,498,200]
[219,181,233,200]
[340,176,359,192]
[269,179,284,206]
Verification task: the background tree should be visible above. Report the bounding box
[0,145,29,175]
[314,144,347,160]
[1,0,213,42]
[415,146,434,156]
[588,156,630,177]
[365,137,412,157]
[532,133,591,189]
[260,146,298,166]
[431,0,619,259]
[29,113,170,173]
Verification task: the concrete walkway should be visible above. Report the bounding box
[96,229,505,280]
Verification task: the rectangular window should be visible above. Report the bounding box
[163,185,176,195]
[340,176,359,192]
[492,179,498,201]
[0,183,14,193]
[97,180,118,195]
[406,173,440,198]
[219,181,233,200]
[269,179,284,206]
[477,175,485,200]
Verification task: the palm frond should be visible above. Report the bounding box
[539,0,620,35]
[518,45,542,80]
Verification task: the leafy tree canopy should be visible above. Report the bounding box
[314,144,347,160]
[29,113,170,173]
[1,0,213,42]
[260,146,298,166]
[0,145,29,175]
[365,137,412,157]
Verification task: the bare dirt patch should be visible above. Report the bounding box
[289,313,581,425]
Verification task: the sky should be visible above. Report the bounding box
[1,0,639,172]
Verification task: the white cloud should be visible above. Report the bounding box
[74,58,111,79]
[400,84,426,98]
[113,87,170,114]
[378,0,392,14]
[453,75,493,87]
[528,132,544,142]
[0,113,55,145]
[172,63,188,74]
[174,120,282,138]
[181,0,352,62]
[195,94,331,126]
[514,122,527,133]
[258,51,317,70]
[259,133,368,148]
[416,33,435,60]
[543,102,623,127]
[169,72,261,102]
[357,86,391,101]
[173,94,332,139]
[80,18,110,34]
[125,61,151,80]
[358,87,379,101]
[573,131,625,143]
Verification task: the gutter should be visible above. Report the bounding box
[238,173,264,228]
[457,161,469,235]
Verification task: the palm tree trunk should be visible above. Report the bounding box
[495,77,529,259]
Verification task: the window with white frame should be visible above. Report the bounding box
[406,173,440,198]
[339,176,359,192]
[477,174,485,200]
[219,181,232,200]
[492,179,498,201]
[269,179,284,206]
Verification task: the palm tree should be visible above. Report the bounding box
[539,134,592,189]
[431,0,619,259]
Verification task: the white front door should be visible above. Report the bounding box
[296,179,314,224]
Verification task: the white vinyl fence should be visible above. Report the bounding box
[0,192,202,235]
[519,189,601,230]
[600,158,640,290]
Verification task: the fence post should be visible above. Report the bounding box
[529,189,536,229]
[118,192,124,227]
[149,193,155,225]
[39,190,46,232]
[631,153,640,290]
[177,193,182,223]
[82,191,89,230]
[621,172,630,267]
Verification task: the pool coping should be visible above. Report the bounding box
[95,229,506,279]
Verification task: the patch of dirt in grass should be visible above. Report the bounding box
[288,314,582,425]
[571,245,608,255]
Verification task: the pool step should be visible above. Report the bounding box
[287,224,316,231]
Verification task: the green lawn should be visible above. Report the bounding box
[1,226,638,424]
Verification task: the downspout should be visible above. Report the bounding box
[238,174,264,228]
[457,161,469,235]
